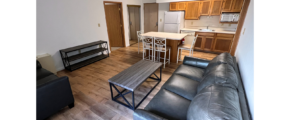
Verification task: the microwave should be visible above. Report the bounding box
[220,12,240,22]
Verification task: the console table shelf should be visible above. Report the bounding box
[60,40,109,71]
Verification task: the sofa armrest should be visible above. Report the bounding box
[37,76,74,120]
[183,56,210,69]
[133,109,167,120]
[37,60,42,69]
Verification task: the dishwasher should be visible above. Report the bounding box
[181,30,196,45]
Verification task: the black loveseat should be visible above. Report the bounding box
[133,53,252,120]
[37,60,74,120]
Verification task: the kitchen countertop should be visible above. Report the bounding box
[181,28,236,34]
[141,32,187,40]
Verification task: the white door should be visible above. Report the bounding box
[164,24,180,33]
[164,12,181,24]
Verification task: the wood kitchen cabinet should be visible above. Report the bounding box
[185,1,200,20]
[209,0,223,15]
[231,0,244,12]
[200,1,211,15]
[194,33,234,53]
[170,2,186,11]
[194,32,215,51]
[212,33,234,53]
[222,0,244,12]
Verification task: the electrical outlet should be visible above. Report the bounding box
[229,24,231,27]
[98,23,100,27]
[191,21,193,25]
[221,23,224,26]
[243,28,246,35]
[160,19,162,22]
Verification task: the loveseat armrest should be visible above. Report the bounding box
[183,56,210,69]
[35,60,42,69]
[133,109,167,120]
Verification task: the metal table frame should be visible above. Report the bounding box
[109,67,162,110]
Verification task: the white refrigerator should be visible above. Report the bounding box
[163,11,185,33]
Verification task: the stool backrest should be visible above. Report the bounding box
[143,36,153,49]
[190,34,198,49]
[154,37,167,52]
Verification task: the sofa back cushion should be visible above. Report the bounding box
[204,52,234,75]
[197,64,239,92]
[187,84,242,120]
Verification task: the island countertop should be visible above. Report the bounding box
[181,28,236,34]
[140,32,187,40]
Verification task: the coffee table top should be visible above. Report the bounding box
[108,60,162,91]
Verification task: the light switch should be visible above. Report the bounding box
[98,23,100,27]
[229,24,231,26]
[243,28,246,35]
[160,19,162,22]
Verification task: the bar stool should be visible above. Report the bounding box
[177,34,198,63]
[137,30,144,54]
[153,37,171,68]
[142,36,154,61]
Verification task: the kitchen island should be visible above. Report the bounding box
[141,32,187,63]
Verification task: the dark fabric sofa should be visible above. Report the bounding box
[133,53,252,120]
[37,60,74,120]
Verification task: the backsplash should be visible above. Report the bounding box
[184,16,238,31]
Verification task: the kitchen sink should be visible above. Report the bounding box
[199,29,215,32]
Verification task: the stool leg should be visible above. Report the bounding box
[169,49,170,64]
[177,48,179,63]
[138,38,140,54]
[164,51,166,68]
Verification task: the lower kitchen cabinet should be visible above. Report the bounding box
[194,36,203,50]
[194,32,234,53]
[212,37,233,53]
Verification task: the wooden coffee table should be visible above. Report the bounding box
[108,60,162,110]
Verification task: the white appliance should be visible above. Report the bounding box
[181,30,195,45]
[163,11,185,33]
[220,12,240,22]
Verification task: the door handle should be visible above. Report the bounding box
[156,22,158,26]
[130,21,132,25]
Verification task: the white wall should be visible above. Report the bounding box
[158,3,170,32]
[234,0,254,118]
[37,0,143,71]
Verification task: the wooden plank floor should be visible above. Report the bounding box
[48,43,218,120]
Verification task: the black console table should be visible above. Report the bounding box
[59,40,109,71]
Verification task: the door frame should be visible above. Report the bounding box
[143,3,159,33]
[103,1,126,51]
[230,0,251,56]
[127,5,141,44]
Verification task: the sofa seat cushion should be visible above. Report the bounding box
[204,52,234,75]
[145,89,191,120]
[187,84,242,120]
[197,64,239,92]
[37,74,59,88]
[173,64,204,82]
[37,68,54,80]
[162,74,199,100]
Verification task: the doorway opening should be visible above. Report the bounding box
[127,5,141,46]
[103,1,126,52]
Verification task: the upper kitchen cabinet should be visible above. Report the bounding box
[231,0,244,12]
[200,1,211,15]
[170,2,186,11]
[209,0,223,15]
[185,1,200,20]
[222,0,244,12]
